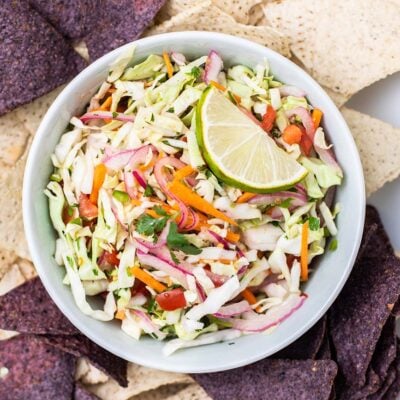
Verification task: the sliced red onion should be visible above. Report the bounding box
[269,206,284,219]
[249,191,307,208]
[207,230,230,250]
[184,208,199,231]
[224,294,306,332]
[124,171,137,199]
[205,270,229,287]
[279,85,306,98]
[313,129,343,176]
[196,283,207,302]
[170,51,186,66]
[133,170,146,189]
[237,264,248,276]
[110,203,127,230]
[80,111,135,123]
[103,149,136,170]
[137,250,190,288]
[204,50,223,84]
[134,240,150,254]
[128,144,157,170]
[131,309,166,339]
[135,222,170,250]
[286,107,315,141]
[295,183,307,196]
[214,300,251,318]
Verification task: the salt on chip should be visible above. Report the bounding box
[274,315,326,360]
[329,207,400,388]
[0,335,75,400]
[42,335,128,387]
[89,362,191,400]
[193,359,337,400]
[0,277,79,335]
[147,1,290,57]
[84,0,166,61]
[341,107,400,196]
[0,1,85,116]
[264,0,400,97]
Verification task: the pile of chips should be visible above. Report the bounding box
[1,206,400,400]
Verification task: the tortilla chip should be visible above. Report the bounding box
[337,368,381,400]
[212,0,264,24]
[0,329,18,341]
[0,264,26,296]
[248,2,266,26]
[0,111,31,166]
[0,1,84,116]
[369,362,397,400]
[84,0,166,61]
[75,358,109,385]
[17,259,37,281]
[0,248,19,281]
[273,315,327,360]
[341,107,400,196]
[194,359,337,400]
[316,333,332,360]
[89,363,191,400]
[139,384,211,400]
[0,277,79,335]
[42,335,128,387]
[264,0,400,97]
[147,1,290,57]
[371,317,397,382]
[15,86,64,135]
[0,149,30,260]
[382,350,400,400]
[0,335,75,400]
[74,383,101,400]
[329,210,400,388]
[27,0,98,39]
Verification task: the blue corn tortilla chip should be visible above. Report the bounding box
[368,362,397,400]
[84,0,166,61]
[0,335,75,400]
[273,315,327,360]
[0,1,85,115]
[42,334,128,387]
[27,0,97,39]
[329,206,400,388]
[0,277,79,335]
[382,350,400,400]
[371,316,397,382]
[316,332,332,360]
[74,383,100,400]
[337,368,381,400]
[193,359,338,400]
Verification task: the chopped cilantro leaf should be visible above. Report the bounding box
[278,198,292,208]
[190,66,201,79]
[167,222,201,255]
[112,111,118,118]
[147,298,156,313]
[271,220,280,227]
[143,185,155,197]
[329,238,338,251]
[70,217,82,225]
[308,216,320,231]
[153,205,169,216]
[136,214,168,236]
[169,250,180,264]
[167,107,175,113]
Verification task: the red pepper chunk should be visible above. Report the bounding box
[102,249,120,267]
[78,194,98,219]
[261,105,276,132]
[156,288,187,311]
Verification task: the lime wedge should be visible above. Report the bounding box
[196,87,308,192]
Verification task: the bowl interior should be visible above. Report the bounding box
[23,32,365,373]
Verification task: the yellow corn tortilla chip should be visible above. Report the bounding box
[0,264,26,296]
[341,107,400,196]
[264,0,400,97]
[0,148,30,260]
[75,358,109,385]
[0,111,31,166]
[89,363,192,400]
[0,248,19,281]
[0,329,19,341]
[15,86,64,135]
[155,0,197,24]
[248,2,266,25]
[148,1,290,56]
[17,259,37,280]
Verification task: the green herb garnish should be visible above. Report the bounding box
[308,216,320,231]
[143,185,155,197]
[167,222,201,255]
[329,238,338,251]
[112,190,130,203]
[136,214,168,236]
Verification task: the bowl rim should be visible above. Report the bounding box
[23,31,366,373]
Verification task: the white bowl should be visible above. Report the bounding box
[23,31,365,373]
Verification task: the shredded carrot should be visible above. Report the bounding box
[300,221,309,281]
[241,289,261,312]
[210,80,227,91]
[99,96,112,111]
[115,309,125,320]
[312,108,323,129]
[236,192,256,204]
[130,266,167,293]
[89,164,107,205]
[168,180,237,226]
[131,198,142,206]
[283,124,303,145]
[174,165,195,181]
[163,51,174,79]
[138,158,156,171]
[226,231,240,243]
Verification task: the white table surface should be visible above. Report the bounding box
[347,71,400,250]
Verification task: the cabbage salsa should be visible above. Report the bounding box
[45,48,343,355]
